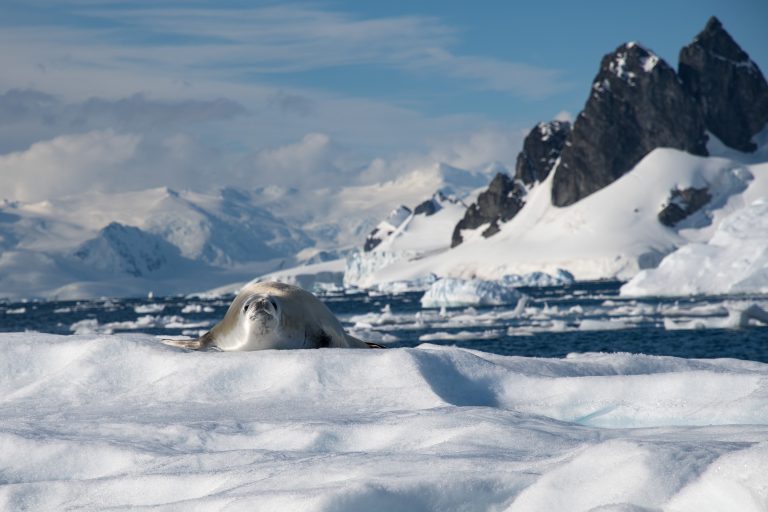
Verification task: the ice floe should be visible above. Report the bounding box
[0,333,766,510]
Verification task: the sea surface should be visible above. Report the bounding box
[2,281,767,362]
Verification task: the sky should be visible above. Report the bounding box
[0,0,766,202]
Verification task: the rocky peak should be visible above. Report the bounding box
[451,173,525,248]
[363,205,412,252]
[551,42,708,207]
[679,16,768,152]
[515,120,571,185]
[414,191,448,216]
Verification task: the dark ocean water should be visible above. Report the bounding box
[2,281,767,362]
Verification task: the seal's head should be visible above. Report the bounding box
[242,293,281,336]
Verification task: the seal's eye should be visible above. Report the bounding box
[243,303,249,312]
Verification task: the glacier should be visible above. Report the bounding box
[622,197,768,296]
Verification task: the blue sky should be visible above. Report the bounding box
[0,0,766,200]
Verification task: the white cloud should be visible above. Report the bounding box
[239,133,364,189]
[359,128,526,184]
[0,4,553,202]
[254,133,332,174]
[0,130,140,202]
[427,130,527,171]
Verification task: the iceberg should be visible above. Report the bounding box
[499,269,575,287]
[420,278,525,308]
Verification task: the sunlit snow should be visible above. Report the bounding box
[1,334,766,510]
[622,197,768,296]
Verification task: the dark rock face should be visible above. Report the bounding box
[679,16,768,152]
[414,192,446,216]
[515,120,571,185]
[658,187,712,227]
[451,173,525,247]
[551,43,708,207]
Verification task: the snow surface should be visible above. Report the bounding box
[352,148,767,287]
[622,196,768,296]
[2,333,767,511]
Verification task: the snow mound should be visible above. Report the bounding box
[1,333,767,510]
[622,199,768,296]
[420,278,525,308]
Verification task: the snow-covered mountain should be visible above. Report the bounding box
[0,187,311,299]
[0,161,490,299]
[330,16,768,294]
[345,190,470,289]
[348,146,766,286]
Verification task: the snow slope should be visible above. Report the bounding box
[345,192,469,289]
[357,148,765,286]
[1,333,767,511]
[371,193,468,255]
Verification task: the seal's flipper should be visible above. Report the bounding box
[161,332,212,350]
[365,342,386,349]
[161,338,205,350]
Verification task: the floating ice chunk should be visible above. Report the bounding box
[578,318,631,331]
[70,314,211,334]
[418,329,501,341]
[664,302,768,330]
[4,307,26,314]
[180,304,215,314]
[312,282,344,294]
[420,278,525,308]
[134,304,165,314]
[500,269,575,288]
